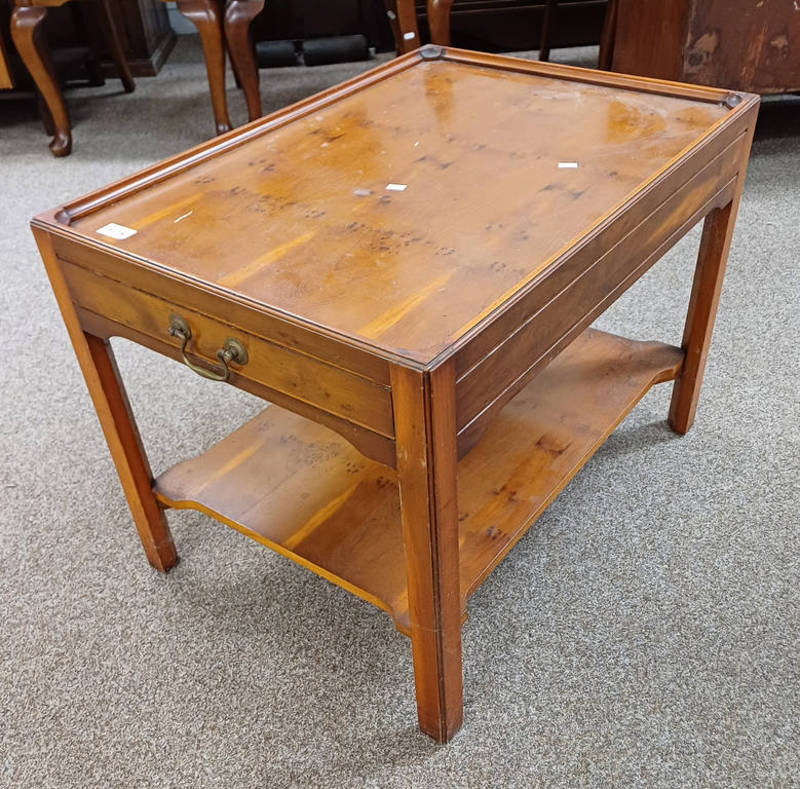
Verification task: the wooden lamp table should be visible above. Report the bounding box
[32,48,758,742]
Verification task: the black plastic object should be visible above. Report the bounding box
[301,35,370,66]
[255,40,299,68]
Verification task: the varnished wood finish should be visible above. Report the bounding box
[383,0,421,54]
[669,112,756,433]
[427,0,454,47]
[33,50,758,741]
[223,0,264,122]
[59,258,396,438]
[608,0,800,94]
[50,53,748,369]
[10,3,71,155]
[154,329,684,633]
[175,0,232,134]
[33,228,177,571]
[391,359,462,742]
[95,0,136,94]
[10,0,135,156]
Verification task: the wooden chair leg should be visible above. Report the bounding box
[598,0,618,70]
[224,0,264,122]
[11,4,72,156]
[391,362,463,743]
[539,0,557,62]
[176,0,232,134]
[33,228,178,572]
[36,90,56,136]
[96,0,135,93]
[384,0,421,54]
[427,0,454,47]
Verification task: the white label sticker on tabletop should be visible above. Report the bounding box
[385,183,408,192]
[558,162,579,169]
[97,223,137,240]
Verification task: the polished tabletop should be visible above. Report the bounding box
[59,52,730,364]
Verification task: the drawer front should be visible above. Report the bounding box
[60,258,395,440]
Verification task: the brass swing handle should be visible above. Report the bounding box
[167,314,249,382]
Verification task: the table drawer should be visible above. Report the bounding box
[59,258,395,441]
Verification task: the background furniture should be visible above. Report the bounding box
[10,0,134,156]
[605,0,800,94]
[86,0,174,76]
[0,0,174,79]
[7,0,266,156]
[384,0,609,55]
[388,0,615,64]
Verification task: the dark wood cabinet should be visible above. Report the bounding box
[608,0,800,94]
[84,0,175,77]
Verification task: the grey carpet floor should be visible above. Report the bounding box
[1,38,799,789]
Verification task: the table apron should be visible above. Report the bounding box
[453,129,748,455]
[56,255,398,467]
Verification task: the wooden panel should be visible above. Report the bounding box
[39,51,739,367]
[154,328,684,635]
[51,234,391,384]
[683,0,800,94]
[60,259,396,439]
[610,0,688,83]
[611,0,800,94]
[75,308,397,468]
[454,129,746,440]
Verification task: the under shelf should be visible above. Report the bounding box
[153,329,683,635]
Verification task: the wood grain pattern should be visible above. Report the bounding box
[31,50,757,742]
[50,233,392,385]
[59,258,396,438]
[33,227,177,571]
[453,130,746,450]
[609,0,800,94]
[10,3,71,155]
[45,54,741,366]
[669,106,756,433]
[154,329,683,634]
[391,358,462,742]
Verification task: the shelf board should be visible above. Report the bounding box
[153,329,683,635]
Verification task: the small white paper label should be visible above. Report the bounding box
[558,162,579,169]
[385,183,408,192]
[97,222,137,240]
[403,32,416,40]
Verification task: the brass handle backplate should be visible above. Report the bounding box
[168,314,249,382]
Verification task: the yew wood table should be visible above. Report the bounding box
[32,47,758,742]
